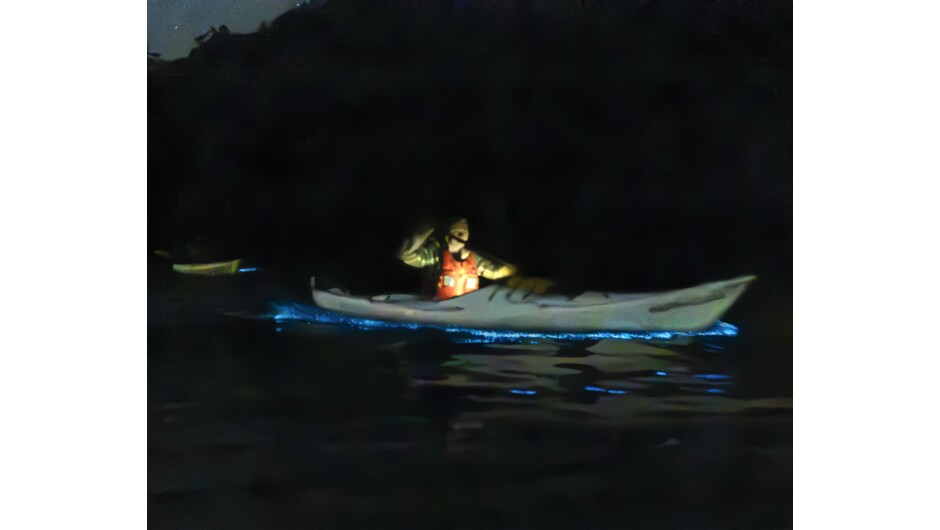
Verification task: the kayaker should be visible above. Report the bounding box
[397,217,518,300]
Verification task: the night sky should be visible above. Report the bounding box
[148,0,310,59]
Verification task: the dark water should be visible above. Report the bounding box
[149,270,792,529]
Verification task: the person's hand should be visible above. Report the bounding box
[402,226,434,255]
[488,263,518,280]
[416,226,434,241]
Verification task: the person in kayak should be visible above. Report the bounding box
[397,217,518,300]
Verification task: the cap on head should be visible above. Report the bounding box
[448,218,469,233]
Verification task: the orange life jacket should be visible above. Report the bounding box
[437,250,480,300]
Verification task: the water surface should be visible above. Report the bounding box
[149,271,792,528]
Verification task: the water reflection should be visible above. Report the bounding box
[267,304,791,430]
[150,284,792,528]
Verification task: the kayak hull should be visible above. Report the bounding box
[311,275,756,332]
[172,259,242,275]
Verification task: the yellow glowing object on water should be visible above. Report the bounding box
[172,259,242,275]
[505,276,556,294]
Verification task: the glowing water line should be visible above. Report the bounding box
[585,385,628,395]
[693,374,732,380]
[268,301,740,343]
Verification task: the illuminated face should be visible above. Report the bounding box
[447,222,469,253]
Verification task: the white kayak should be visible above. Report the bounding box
[310,275,756,332]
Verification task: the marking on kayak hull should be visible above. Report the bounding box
[647,280,751,314]
[648,291,726,313]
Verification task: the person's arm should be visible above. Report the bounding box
[397,227,440,269]
[474,252,518,280]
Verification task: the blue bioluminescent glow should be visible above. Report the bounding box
[452,337,543,344]
[707,388,725,394]
[268,302,740,343]
[585,385,626,395]
[238,267,259,273]
[275,327,282,333]
[655,371,668,376]
[694,374,732,380]
[510,389,537,395]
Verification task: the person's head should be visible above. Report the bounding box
[444,218,470,253]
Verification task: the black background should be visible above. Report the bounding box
[149,0,790,323]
